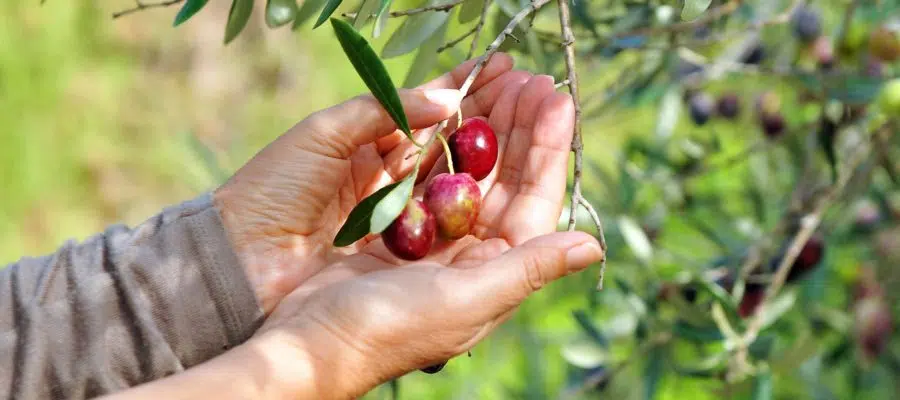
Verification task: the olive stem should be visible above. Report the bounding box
[436,133,455,175]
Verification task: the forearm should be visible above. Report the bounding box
[0,194,264,398]
[99,332,328,400]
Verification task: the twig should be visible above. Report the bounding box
[438,25,479,53]
[556,0,608,290]
[733,121,890,379]
[112,0,183,19]
[344,0,467,19]
[554,79,571,89]
[467,0,493,59]
[614,0,741,39]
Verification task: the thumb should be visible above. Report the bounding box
[460,231,603,319]
[293,88,462,159]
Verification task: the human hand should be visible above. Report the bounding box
[213,55,521,313]
[255,231,603,399]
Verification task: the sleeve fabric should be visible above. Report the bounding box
[0,193,265,399]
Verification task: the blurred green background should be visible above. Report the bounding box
[2,0,899,399]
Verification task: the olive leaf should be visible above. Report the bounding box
[334,178,409,247]
[354,0,382,29]
[370,170,417,234]
[458,0,484,23]
[373,0,393,38]
[331,18,413,137]
[682,0,712,21]
[266,0,298,28]
[752,368,773,400]
[572,310,610,348]
[173,0,209,26]
[403,20,448,88]
[314,0,345,29]
[293,0,328,29]
[381,2,450,58]
[224,0,254,44]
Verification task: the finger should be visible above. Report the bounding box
[374,53,516,157]
[420,53,515,93]
[497,93,576,244]
[293,88,462,159]
[454,232,602,320]
[496,75,556,188]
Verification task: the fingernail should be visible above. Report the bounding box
[566,241,603,272]
[423,89,462,110]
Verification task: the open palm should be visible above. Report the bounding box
[214,54,575,313]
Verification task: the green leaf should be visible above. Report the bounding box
[373,0,393,37]
[183,131,229,184]
[293,0,328,29]
[334,181,404,246]
[644,347,664,400]
[818,118,839,183]
[173,0,209,26]
[224,0,254,44]
[354,0,381,29]
[757,290,796,331]
[266,0,299,28]
[752,369,773,400]
[381,3,450,58]
[331,18,412,137]
[655,86,680,139]
[696,278,741,320]
[561,336,608,369]
[673,320,724,342]
[458,0,484,23]
[402,20,448,88]
[572,310,610,348]
[682,0,712,21]
[314,0,345,29]
[618,215,653,263]
[370,171,417,234]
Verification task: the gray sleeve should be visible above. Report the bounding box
[0,193,265,399]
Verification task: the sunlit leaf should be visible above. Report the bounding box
[266,0,298,28]
[682,0,712,21]
[561,336,608,369]
[224,0,254,44]
[331,18,412,137]
[370,171,417,234]
[458,0,484,23]
[373,0,393,37]
[334,181,403,246]
[619,215,653,263]
[758,290,797,331]
[293,0,328,29]
[314,0,345,28]
[173,0,209,26]
[752,368,773,400]
[655,86,681,139]
[402,20,448,88]
[573,310,610,348]
[382,3,450,58]
[354,0,381,29]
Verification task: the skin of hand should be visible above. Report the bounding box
[103,56,606,400]
[215,54,531,314]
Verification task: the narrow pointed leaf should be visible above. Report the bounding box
[458,0,484,23]
[818,117,839,183]
[573,310,610,348]
[373,0,393,37]
[173,0,209,26]
[266,0,299,28]
[370,171,417,233]
[381,4,450,58]
[331,18,412,137]
[752,369,773,400]
[644,347,664,400]
[334,181,404,246]
[224,0,254,44]
[682,0,711,21]
[314,0,345,28]
[354,0,381,29]
[293,0,328,29]
[402,20,448,88]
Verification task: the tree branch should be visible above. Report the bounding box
[344,0,467,19]
[438,25,479,53]
[112,0,183,19]
[556,0,608,290]
[467,0,493,59]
